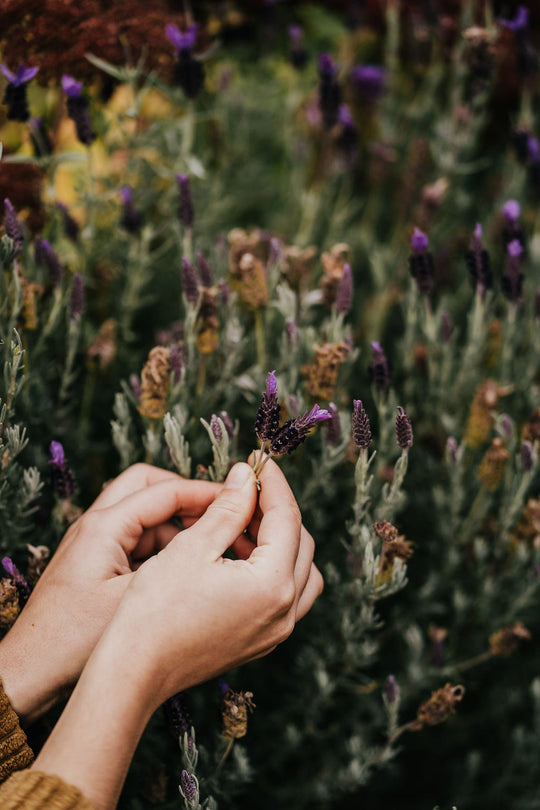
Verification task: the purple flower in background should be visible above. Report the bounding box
[446,436,459,464]
[70,273,85,319]
[499,5,529,32]
[3,198,24,251]
[130,374,142,402]
[395,406,413,450]
[503,199,521,222]
[34,237,63,286]
[57,203,80,243]
[269,405,331,456]
[166,24,205,98]
[501,239,524,304]
[49,441,76,500]
[177,174,194,230]
[335,263,353,315]
[502,199,527,252]
[196,251,213,287]
[210,414,223,442]
[369,341,391,390]
[180,770,198,802]
[1,557,31,606]
[182,257,199,304]
[325,402,342,446]
[169,344,186,383]
[336,106,358,164]
[318,53,342,129]
[535,289,540,320]
[255,370,281,442]
[285,318,299,345]
[352,399,372,450]
[163,691,192,742]
[409,228,435,296]
[219,411,235,439]
[350,65,386,104]
[521,440,535,471]
[1,63,39,121]
[218,279,231,305]
[498,6,537,76]
[119,186,143,235]
[61,75,95,145]
[384,675,399,704]
[288,25,307,70]
[466,223,492,295]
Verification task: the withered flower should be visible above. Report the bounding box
[320,243,351,307]
[26,544,50,585]
[477,438,510,490]
[221,688,255,740]
[0,579,20,633]
[512,498,540,547]
[229,251,268,310]
[428,625,448,667]
[374,520,414,575]
[138,346,171,420]
[86,319,117,372]
[489,621,531,657]
[464,380,509,449]
[415,683,464,728]
[195,287,219,355]
[522,406,540,445]
[302,341,350,401]
[20,275,44,331]
[281,245,317,292]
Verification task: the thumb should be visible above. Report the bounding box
[183,463,258,559]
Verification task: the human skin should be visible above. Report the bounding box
[30,459,322,810]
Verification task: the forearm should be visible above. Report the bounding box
[31,635,156,810]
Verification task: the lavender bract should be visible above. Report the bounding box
[61,75,95,145]
[352,400,372,450]
[369,342,391,390]
[1,63,38,121]
[465,223,492,295]
[49,441,76,500]
[409,228,435,296]
[268,405,331,457]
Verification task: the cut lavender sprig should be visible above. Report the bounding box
[254,370,280,443]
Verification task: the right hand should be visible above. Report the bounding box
[98,458,323,709]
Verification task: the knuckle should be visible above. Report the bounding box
[314,567,324,597]
[210,494,242,520]
[273,579,296,614]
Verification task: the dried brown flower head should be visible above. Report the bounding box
[0,161,45,234]
[320,243,351,307]
[228,239,269,310]
[302,341,350,401]
[282,245,318,291]
[86,318,117,373]
[138,346,171,420]
[20,275,44,331]
[26,544,50,585]
[512,498,540,548]
[477,437,510,490]
[464,380,510,449]
[195,288,219,355]
[221,688,255,740]
[374,520,414,576]
[489,621,531,657]
[0,578,20,633]
[522,407,540,445]
[416,683,464,728]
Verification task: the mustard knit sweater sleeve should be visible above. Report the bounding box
[0,681,96,809]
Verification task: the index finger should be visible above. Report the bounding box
[88,464,209,511]
[250,458,302,572]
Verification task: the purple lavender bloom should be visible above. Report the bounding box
[196,251,213,287]
[499,6,529,32]
[48,441,76,500]
[395,406,413,449]
[182,257,199,304]
[502,240,524,303]
[166,24,198,53]
[218,677,230,695]
[269,405,331,457]
[503,199,521,222]
[219,411,235,439]
[180,770,198,802]
[288,25,307,70]
[409,228,435,295]
[528,136,540,163]
[57,203,80,243]
[177,174,194,230]
[325,402,342,446]
[210,413,223,442]
[3,199,23,251]
[502,201,527,252]
[440,311,454,343]
[218,279,231,305]
[61,75,95,145]
[318,54,342,129]
[446,436,459,464]
[465,222,492,295]
[119,186,143,235]
[285,318,299,346]
[130,374,142,402]
[163,691,192,742]
[254,370,281,442]
[352,399,372,449]
[34,237,62,286]
[384,675,399,704]
[1,64,39,121]
[1,557,31,606]
[499,7,536,75]
[499,414,513,440]
[521,440,535,471]
[166,25,204,98]
[70,273,85,319]
[335,263,353,315]
[369,341,391,390]
[350,65,386,104]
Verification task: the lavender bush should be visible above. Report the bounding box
[1,2,540,808]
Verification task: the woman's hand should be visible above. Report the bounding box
[0,463,222,723]
[99,458,324,709]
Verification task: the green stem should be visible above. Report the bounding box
[255,309,266,371]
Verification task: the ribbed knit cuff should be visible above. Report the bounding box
[0,680,34,782]
[0,770,96,809]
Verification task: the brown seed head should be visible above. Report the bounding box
[522,407,540,445]
[375,520,414,575]
[221,689,255,740]
[195,287,219,355]
[512,498,540,548]
[26,544,50,585]
[138,346,171,420]
[320,243,352,307]
[86,319,117,372]
[464,380,509,450]
[416,683,464,727]
[477,438,510,490]
[0,578,20,633]
[302,341,350,401]
[20,275,44,331]
[489,621,531,657]
[282,245,318,291]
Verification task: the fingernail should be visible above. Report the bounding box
[225,463,252,489]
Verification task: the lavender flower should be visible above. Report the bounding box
[335,263,353,315]
[119,186,143,235]
[395,406,413,450]
[499,5,529,32]
[166,24,205,98]
[34,237,62,286]
[57,203,80,243]
[409,227,435,296]
[288,25,307,70]
[3,199,23,251]
[254,370,281,442]
[196,251,213,287]
[285,318,299,346]
[177,174,194,230]
[210,414,223,441]
[352,400,372,449]
[182,257,199,304]
[1,63,39,121]
[350,65,386,104]
[1,557,31,606]
[465,223,492,295]
[219,411,235,439]
[336,105,357,164]
[218,279,231,305]
[501,240,524,304]
[49,441,76,500]
[61,75,95,145]
[446,436,459,464]
[521,440,535,471]
[324,402,342,446]
[384,675,399,704]
[369,342,391,390]
[180,770,198,802]
[268,405,331,456]
[163,691,192,741]
[318,54,342,129]
[70,273,85,319]
[130,374,142,402]
[502,199,526,252]
[499,6,537,75]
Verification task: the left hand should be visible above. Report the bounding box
[0,463,221,724]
